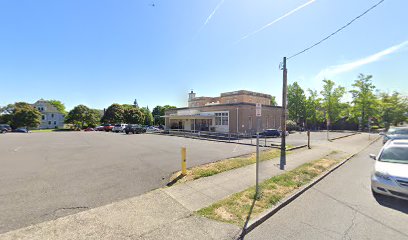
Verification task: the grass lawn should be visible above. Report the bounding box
[196,151,347,226]
[169,147,293,185]
[30,129,57,132]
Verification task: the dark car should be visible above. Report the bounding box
[13,128,29,133]
[0,124,11,133]
[260,129,281,137]
[125,124,146,134]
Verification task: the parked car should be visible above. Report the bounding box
[145,126,161,132]
[381,127,408,144]
[370,139,408,201]
[112,124,127,133]
[84,127,95,131]
[12,128,29,133]
[103,124,114,132]
[0,124,11,133]
[260,129,281,137]
[95,126,104,131]
[125,124,146,134]
[279,130,290,136]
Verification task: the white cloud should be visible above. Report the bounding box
[316,40,408,80]
[236,0,316,44]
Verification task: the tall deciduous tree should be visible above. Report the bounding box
[10,102,42,129]
[152,105,177,125]
[48,100,67,114]
[102,104,124,124]
[123,106,144,124]
[379,91,408,128]
[350,74,378,130]
[65,105,100,128]
[140,106,153,126]
[305,89,323,129]
[270,96,277,106]
[320,79,346,128]
[287,82,306,125]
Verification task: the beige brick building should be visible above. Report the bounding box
[165,90,282,133]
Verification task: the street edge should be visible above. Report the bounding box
[243,135,381,234]
[329,132,360,141]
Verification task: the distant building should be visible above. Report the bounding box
[32,99,65,129]
[165,90,282,133]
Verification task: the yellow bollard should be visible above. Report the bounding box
[181,147,187,175]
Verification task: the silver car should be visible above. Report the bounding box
[381,127,408,144]
[370,140,408,200]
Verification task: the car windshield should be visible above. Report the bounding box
[388,128,408,135]
[115,124,121,127]
[379,147,408,164]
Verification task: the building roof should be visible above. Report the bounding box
[220,90,272,98]
[32,100,63,114]
[165,102,282,112]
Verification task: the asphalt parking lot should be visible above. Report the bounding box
[0,132,257,234]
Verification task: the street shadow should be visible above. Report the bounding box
[374,194,408,214]
[237,195,257,240]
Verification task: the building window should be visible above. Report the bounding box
[51,114,54,118]
[48,121,51,125]
[42,115,45,120]
[215,112,228,126]
[54,121,57,125]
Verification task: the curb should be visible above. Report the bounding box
[243,135,381,235]
[329,132,360,141]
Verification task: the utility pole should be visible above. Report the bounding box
[280,57,287,170]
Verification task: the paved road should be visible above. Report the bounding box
[0,132,257,234]
[247,140,408,240]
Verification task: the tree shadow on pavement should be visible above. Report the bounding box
[374,194,408,214]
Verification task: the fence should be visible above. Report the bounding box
[158,129,281,147]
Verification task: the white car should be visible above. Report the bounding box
[370,139,408,200]
[145,126,161,132]
[112,124,127,133]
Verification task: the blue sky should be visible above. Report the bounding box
[0,0,407,110]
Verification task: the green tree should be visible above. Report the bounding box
[48,100,66,114]
[270,96,277,106]
[287,82,306,125]
[123,106,144,124]
[305,89,323,129]
[152,105,177,125]
[140,106,153,125]
[9,102,42,129]
[349,74,378,130]
[65,105,99,128]
[378,92,408,128]
[102,104,124,124]
[320,79,346,128]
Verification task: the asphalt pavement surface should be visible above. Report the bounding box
[247,139,408,240]
[0,132,256,234]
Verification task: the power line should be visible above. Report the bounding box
[287,0,385,60]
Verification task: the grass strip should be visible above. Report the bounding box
[196,152,344,226]
[170,148,292,184]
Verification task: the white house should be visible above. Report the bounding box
[32,99,65,129]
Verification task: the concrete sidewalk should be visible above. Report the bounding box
[0,133,378,240]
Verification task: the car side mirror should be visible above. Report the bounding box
[379,132,385,136]
[369,154,377,160]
